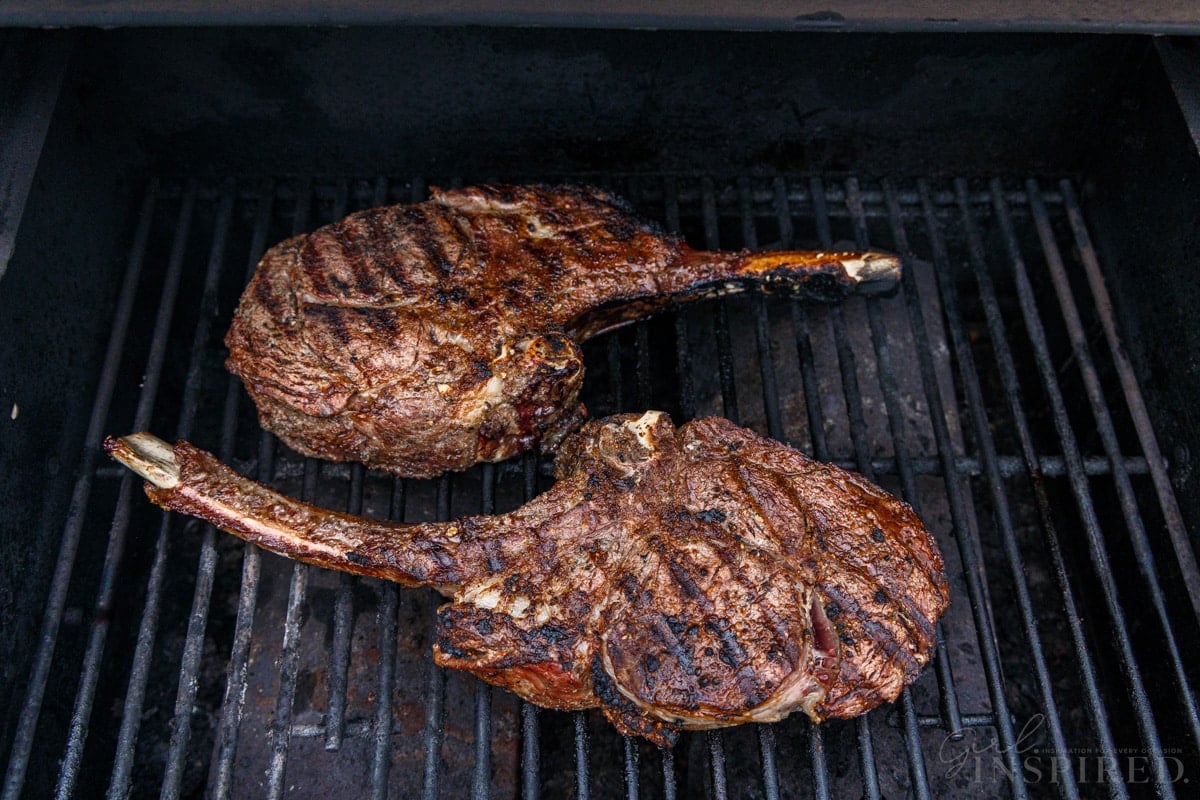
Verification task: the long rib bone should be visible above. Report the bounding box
[104,433,463,591]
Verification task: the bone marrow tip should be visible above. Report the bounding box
[842,251,902,287]
[104,432,182,489]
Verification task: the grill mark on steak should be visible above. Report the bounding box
[302,305,353,348]
[727,461,778,522]
[762,592,808,664]
[665,550,708,605]
[411,206,457,277]
[358,305,400,341]
[376,209,415,296]
[226,184,901,477]
[659,538,768,707]
[704,617,764,706]
[341,215,381,296]
[650,616,697,678]
[823,582,915,667]
[298,235,339,299]
[105,412,947,745]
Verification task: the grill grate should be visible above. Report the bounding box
[4,173,1198,799]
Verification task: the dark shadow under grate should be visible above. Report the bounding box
[4,173,1199,800]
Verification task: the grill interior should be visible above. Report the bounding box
[3,27,1200,800]
[6,173,1197,799]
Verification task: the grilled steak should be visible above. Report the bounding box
[105,412,948,745]
[226,184,900,477]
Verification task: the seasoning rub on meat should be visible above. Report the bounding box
[226,184,900,477]
[106,412,948,745]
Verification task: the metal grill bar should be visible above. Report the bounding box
[990,180,1175,797]
[808,722,831,800]
[664,177,696,423]
[622,737,639,800]
[707,731,728,800]
[521,702,541,800]
[371,510,401,800]
[105,180,236,800]
[739,178,784,443]
[790,302,827,458]
[325,476,360,748]
[207,179,280,799]
[919,179,1083,798]
[756,725,780,800]
[1026,181,1200,753]
[916,714,997,728]
[289,721,376,739]
[574,712,590,800]
[852,454,1150,477]
[418,477,452,800]
[1058,180,1200,621]
[373,460,409,797]
[660,183,1058,211]
[607,336,624,412]
[661,746,676,800]
[56,181,198,800]
[634,323,652,409]
[325,178,372,753]
[266,561,310,799]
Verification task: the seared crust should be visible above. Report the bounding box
[107,412,947,745]
[226,184,898,477]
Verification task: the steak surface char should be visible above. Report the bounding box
[105,412,948,745]
[226,184,900,477]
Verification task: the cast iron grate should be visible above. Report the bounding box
[3,173,1198,799]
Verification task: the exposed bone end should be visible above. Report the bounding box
[622,410,665,450]
[103,433,181,489]
[841,250,902,294]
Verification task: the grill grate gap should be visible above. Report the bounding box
[7,172,1198,800]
